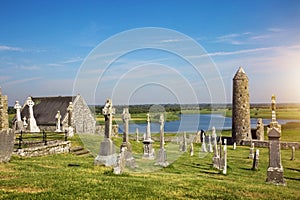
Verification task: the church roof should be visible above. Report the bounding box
[20,96,75,125]
[233,66,248,80]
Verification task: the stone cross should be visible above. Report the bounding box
[181,132,187,152]
[67,102,73,127]
[102,99,115,139]
[26,97,40,132]
[14,101,22,122]
[121,108,131,150]
[291,146,295,161]
[55,111,61,132]
[212,126,217,145]
[159,113,165,149]
[145,113,151,141]
[256,118,264,141]
[266,95,285,185]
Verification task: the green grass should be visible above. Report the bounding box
[1,134,300,199]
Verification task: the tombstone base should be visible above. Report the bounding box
[155,148,169,167]
[143,140,155,159]
[213,156,220,169]
[95,138,117,166]
[266,167,286,186]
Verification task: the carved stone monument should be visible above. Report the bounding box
[155,114,169,167]
[201,134,207,152]
[0,88,9,130]
[256,118,264,141]
[67,102,74,137]
[121,108,131,150]
[55,111,62,132]
[143,113,155,159]
[26,97,40,132]
[266,95,286,185]
[14,101,23,131]
[95,99,117,166]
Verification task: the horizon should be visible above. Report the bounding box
[1,1,300,106]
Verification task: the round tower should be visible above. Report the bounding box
[232,67,251,144]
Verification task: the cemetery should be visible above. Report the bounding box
[0,68,300,199]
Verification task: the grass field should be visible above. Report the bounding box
[1,134,300,199]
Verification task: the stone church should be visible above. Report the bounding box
[16,94,96,134]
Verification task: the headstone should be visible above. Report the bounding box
[222,139,227,174]
[113,147,126,174]
[67,102,74,137]
[14,101,23,131]
[200,129,206,142]
[201,134,207,152]
[0,88,9,130]
[155,114,168,167]
[249,142,254,159]
[26,97,40,132]
[55,111,62,132]
[212,134,220,169]
[0,129,15,163]
[211,127,217,145]
[23,117,28,129]
[291,146,295,161]
[143,113,155,159]
[252,149,259,170]
[136,128,139,142]
[190,143,194,156]
[208,135,213,153]
[256,118,264,141]
[181,132,187,152]
[95,99,117,166]
[194,131,201,143]
[266,95,286,185]
[233,142,236,150]
[120,108,131,150]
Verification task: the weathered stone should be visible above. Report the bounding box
[120,108,131,150]
[194,130,201,143]
[249,142,254,159]
[156,115,169,166]
[291,146,295,161]
[232,67,251,144]
[233,142,236,150]
[0,129,15,163]
[252,149,259,170]
[190,143,194,156]
[256,118,264,141]
[26,97,40,133]
[143,113,155,159]
[181,132,187,152]
[222,139,227,174]
[266,95,286,186]
[55,111,62,132]
[208,135,213,153]
[0,88,9,130]
[95,99,117,166]
[14,101,24,131]
[201,134,207,152]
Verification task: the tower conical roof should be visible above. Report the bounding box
[233,67,248,80]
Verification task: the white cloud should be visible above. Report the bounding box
[268,28,284,32]
[3,77,42,85]
[0,45,23,51]
[61,57,83,64]
[20,65,40,70]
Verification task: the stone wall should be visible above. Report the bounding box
[241,139,300,150]
[0,129,15,163]
[73,95,96,134]
[14,141,71,157]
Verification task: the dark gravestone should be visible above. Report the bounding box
[0,129,15,163]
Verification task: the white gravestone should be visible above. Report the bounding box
[26,97,40,132]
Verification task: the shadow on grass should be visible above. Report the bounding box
[286,167,300,172]
[285,176,300,181]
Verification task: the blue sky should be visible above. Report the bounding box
[1,0,300,105]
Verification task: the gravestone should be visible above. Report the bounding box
[155,114,169,167]
[252,149,259,170]
[201,134,207,152]
[181,132,187,152]
[208,135,213,153]
[256,118,264,141]
[114,147,126,174]
[266,95,286,185]
[26,97,40,132]
[211,127,217,145]
[233,142,236,150]
[95,99,117,166]
[190,143,194,156]
[291,146,295,161]
[67,102,74,137]
[212,136,220,169]
[194,130,201,143]
[136,128,139,142]
[143,113,155,159]
[14,101,23,131]
[55,111,62,132]
[0,129,15,163]
[222,139,227,174]
[249,142,254,159]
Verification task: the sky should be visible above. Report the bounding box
[0,0,300,106]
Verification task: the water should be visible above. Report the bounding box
[118,114,299,133]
